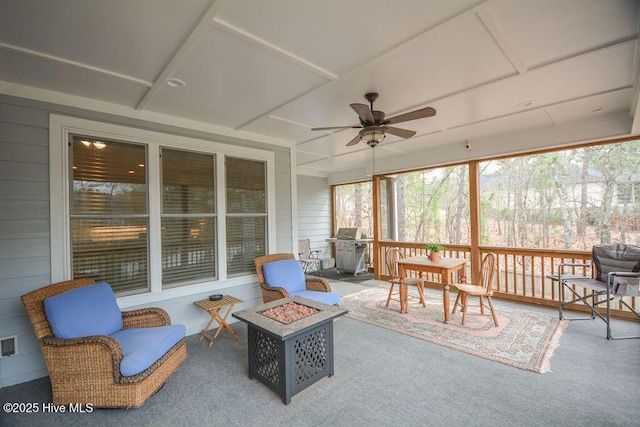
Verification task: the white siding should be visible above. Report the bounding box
[297,175,333,259]
[0,94,294,387]
[0,100,52,387]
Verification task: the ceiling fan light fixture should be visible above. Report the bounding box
[359,126,386,147]
[311,92,435,147]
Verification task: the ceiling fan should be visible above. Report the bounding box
[311,92,436,147]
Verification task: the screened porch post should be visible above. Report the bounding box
[372,174,382,279]
[329,185,338,262]
[468,160,481,284]
[331,185,338,237]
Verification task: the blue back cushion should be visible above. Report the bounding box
[44,282,123,339]
[262,259,306,293]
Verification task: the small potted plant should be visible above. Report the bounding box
[423,242,445,262]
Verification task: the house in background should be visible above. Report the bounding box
[1,0,639,388]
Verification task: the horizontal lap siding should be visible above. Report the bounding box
[0,95,294,387]
[297,175,332,256]
[273,150,294,253]
[0,101,51,387]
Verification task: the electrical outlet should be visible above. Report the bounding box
[0,336,17,357]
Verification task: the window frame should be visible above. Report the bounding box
[70,136,150,296]
[160,147,218,289]
[50,115,276,307]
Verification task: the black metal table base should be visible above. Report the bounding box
[247,320,335,404]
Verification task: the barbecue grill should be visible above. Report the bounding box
[326,228,373,275]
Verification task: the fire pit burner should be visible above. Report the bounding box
[261,301,318,324]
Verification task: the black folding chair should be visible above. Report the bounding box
[555,243,640,340]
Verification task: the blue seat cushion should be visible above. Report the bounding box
[44,282,123,339]
[292,290,340,305]
[110,325,186,377]
[262,259,306,293]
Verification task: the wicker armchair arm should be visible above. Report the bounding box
[305,277,332,292]
[260,282,290,303]
[122,307,171,329]
[40,334,124,382]
[41,334,123,357]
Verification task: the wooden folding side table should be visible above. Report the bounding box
[194,295,243,348]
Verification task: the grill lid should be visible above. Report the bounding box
[337,227,367,240]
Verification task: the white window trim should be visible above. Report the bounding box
[50,114,276,307]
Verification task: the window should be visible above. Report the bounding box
[161,149,216,287]
[71,137,148,295]
[51,115,276,300]
[225,157,267,275]
[616,182,639,206]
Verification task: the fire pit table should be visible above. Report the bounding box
[232,296,347,404]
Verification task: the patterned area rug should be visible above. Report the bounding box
[340,286,567,373]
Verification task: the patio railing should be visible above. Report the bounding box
[375,241,638,320]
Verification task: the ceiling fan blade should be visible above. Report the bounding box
[311,125,362,131]
[346,134,361,146]
[385,126,416,139]
[350,103,376,124]
[384,106,436,125]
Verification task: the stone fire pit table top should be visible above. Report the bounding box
[232,296,347,340]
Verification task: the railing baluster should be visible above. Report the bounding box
[520,254,525,296]
[375,241,635,319]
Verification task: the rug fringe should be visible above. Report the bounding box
[538,319,569,374]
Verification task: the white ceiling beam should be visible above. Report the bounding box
[476,7,527,74]
[212,18,338,81]
[210,18,338,132]
[0,42,153,87]
[268,115,315,129]
[135,0,226,111]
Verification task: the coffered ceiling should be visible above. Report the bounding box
[1,0,638,182]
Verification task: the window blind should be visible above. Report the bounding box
[226,157,267,275]
[161,148,216,286]
[71,137,149,294]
